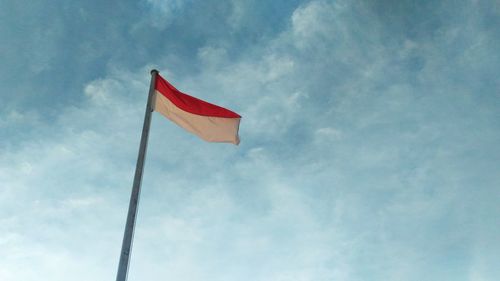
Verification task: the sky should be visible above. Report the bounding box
[1,0,499,280]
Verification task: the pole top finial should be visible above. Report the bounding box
[150,69,159,75]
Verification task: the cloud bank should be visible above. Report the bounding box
[1,0,499,280]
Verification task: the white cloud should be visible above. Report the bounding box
[145,0,190,29]
[315,127,343,141]
[291,1,336,45]
[1,0,500,280]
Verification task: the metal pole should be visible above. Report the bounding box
[116,69,159,281]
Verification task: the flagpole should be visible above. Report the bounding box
[116,69,158,281]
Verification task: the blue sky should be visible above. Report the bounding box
[1,0,499,280]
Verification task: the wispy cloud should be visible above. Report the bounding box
[1,0,499,280]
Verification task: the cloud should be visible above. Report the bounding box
[1,0,500,280]
[0,67,153,280]
[145,0,191,29]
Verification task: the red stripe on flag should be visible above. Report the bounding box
[154,74,241,118]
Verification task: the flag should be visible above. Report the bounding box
[152,74,241,145]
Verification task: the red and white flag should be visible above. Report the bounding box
[152,74,241,145]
